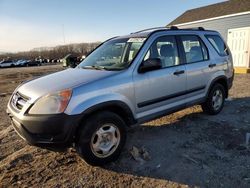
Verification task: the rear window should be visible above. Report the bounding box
[205,35,229,56]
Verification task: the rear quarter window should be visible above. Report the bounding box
[205,35,229,56]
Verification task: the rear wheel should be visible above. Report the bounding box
[76,111,127,166]
[202,83,226,115]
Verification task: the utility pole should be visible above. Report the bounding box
[62,24,66,45]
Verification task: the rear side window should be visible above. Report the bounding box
[180,35,208,63]
[206,35,229,56]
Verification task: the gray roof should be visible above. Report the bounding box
[168,0,250,26]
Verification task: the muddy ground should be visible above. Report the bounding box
[0,65,250,188]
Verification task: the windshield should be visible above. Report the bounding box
[78,37,146,71]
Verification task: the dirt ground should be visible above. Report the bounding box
[0,65,250,188]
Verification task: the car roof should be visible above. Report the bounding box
[115,26,218,40]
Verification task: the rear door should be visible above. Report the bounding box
[179,35,210,102]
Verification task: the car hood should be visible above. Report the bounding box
[18,68,118,102]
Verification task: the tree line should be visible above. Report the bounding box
[0,42,101,60]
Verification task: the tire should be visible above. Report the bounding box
[76,111,127,166]
[201,83,226,115]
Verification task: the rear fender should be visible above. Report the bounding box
[206,72,228,98]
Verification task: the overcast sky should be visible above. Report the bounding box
[0,0,224,52]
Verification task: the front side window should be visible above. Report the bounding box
[181,35,208,63]
[78,37,145,71]
[206,35,229,56]
[144,35,180,68]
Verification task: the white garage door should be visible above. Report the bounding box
[227,27,250,68]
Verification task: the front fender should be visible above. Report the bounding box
[65,92,136,117]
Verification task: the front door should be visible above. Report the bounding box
[227,27,250,68]
[133,35,187,119]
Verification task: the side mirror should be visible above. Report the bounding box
[138,58,162,73]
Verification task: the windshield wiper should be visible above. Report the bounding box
[81,65,121,71]
[93,65,109,70]
[80,65,106,70]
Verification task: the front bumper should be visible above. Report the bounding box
[6,104,81,148]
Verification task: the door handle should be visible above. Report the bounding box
[208,64,216,68]
[173,70,185,75]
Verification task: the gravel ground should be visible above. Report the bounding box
[0,65,250,188]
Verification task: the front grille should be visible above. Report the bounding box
[11,92,30,111]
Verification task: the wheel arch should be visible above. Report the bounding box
[82,101,136,125]
[207,76,228,98]
[71,100,137,142]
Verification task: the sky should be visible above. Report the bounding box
[0,0,225,52]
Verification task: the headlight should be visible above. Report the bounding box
[29,89,72,114]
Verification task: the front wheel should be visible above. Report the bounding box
[201,83,226,115]
[76,111,127,166]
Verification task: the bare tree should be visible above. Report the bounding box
[0,42,101,61]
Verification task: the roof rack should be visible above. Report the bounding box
[131,26,181,34]
[182,27,205,31]
[168,26,205,31]
[167,26,179,30]
[131,26,205,34]
[131,27,168,34]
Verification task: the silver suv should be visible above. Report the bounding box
[7,26,234,166]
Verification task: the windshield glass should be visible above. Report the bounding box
[78,37,146,70]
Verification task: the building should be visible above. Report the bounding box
[168,0,250,73]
